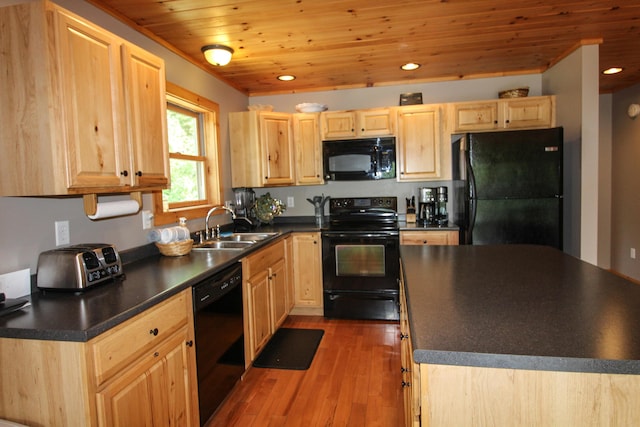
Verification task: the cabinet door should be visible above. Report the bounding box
[358,108,395,136]
[55,8,127,189]
[260,113,294,185]
[293,113,323,185]
[247,269,272,359]
[122,44,169,188]
[292,233,323,308]
[452,102,498,132]
[270,258,288,330]
[503,97,554,129]
[400,230,459,246]
[397,105,441,181]
[321,111,356,139]
[96,327,197,427]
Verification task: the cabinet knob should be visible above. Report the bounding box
[400,332,409,340]
[154,351,160,357]
[136,171,143,177]
[401,381,411,388]
[150,328,159,336]
[120,170,128,177]
[401,367,410,373]
[422,240,428,244]
[186,340,194,347]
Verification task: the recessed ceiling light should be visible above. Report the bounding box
[401,63,421,71]
[603,67,623,75]
[277,75,296,81]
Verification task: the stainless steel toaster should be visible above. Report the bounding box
[36,244,123,290]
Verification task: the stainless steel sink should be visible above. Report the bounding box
[192,240,256,251]
[220,232,279,241]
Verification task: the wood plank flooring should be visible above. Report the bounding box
[205,315,404,427]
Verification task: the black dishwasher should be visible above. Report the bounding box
[192,262,244,426]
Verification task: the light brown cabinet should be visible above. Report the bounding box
[400,266,420,427]
[321,108,395,139]
[229,111,295,188]
[400,230,459,246]
[242,239,290,361]
[0,1,168,196]
[293,113,324,185]
[0,289,199,427]
[451,96,555,133]
[290,232,323,315]
[396,105,443,181]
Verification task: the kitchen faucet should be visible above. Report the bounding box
[205,206,237,240]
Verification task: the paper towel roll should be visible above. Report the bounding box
[87,200,140,220]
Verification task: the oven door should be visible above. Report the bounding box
[321,231,400,320]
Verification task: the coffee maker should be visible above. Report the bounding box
[418,187,436,226]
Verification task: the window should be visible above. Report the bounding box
[152,82,222,225]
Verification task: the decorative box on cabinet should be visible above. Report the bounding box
[229,111,295,187]
[451,96,555,133]
[242,239,289,362]
[321,108,395,139]
[0,1,168,196]
[396,104,443,181]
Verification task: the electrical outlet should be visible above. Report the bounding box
[55,220,70,246]
[631,248,636,259]
[142,210,154,230]
[287,196,295,208]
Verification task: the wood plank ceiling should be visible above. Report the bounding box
[87,0,640,96]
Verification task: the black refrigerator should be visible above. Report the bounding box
[451,127,563,249]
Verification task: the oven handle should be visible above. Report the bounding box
[328,293,397,301]
[321,232,399,239]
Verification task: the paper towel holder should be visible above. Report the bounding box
[83,192,142,217]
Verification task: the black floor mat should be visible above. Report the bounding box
[253,328,324,370]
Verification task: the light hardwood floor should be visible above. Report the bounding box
[205,315,404,427]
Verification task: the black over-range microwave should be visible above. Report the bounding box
[323,137,396,181]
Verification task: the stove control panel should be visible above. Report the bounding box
[329,197,397,212]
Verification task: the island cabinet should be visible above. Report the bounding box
[400,230,459,246]
[229,111,295,188]
[320,108,396,139]
[242,239,290,362]
[450,95,555,133]
[0,1,169,196]
[293,113,324,185]
[290,232,323,315]
[0,289,199,427]
[396,104,444,181]
[399,266,420,427]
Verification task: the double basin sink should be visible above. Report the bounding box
[192,232,279,251]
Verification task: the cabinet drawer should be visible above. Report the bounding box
[91,290,189,385]
[400,231,458,246]
[244,239,285,276]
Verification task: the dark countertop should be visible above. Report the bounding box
[400,244,640,375]
[398,221,459,231]
[0,222,320,342]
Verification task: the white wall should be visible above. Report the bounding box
[611,83,640,280]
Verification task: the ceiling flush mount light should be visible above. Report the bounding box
[401,63,421,71]
[201,44,234,66]
[277,75,296,81]
[602,67,623,75]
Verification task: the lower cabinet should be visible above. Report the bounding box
[0,289,199,427]
[400,265,421,427]
[400,230,459,246]
[243,239,289,362]
[290,232,323,315]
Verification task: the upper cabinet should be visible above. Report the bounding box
[450,96,555,133]
[321,108,396,139]
[229,111,294,188]
[0,1,169,196]
[396,104,443,181]
[293,113,324,185]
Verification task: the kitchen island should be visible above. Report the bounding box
[400,244,640,426]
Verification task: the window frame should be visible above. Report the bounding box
[152,82,223,226]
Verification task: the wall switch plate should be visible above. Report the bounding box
[287,196,295,208]
[142,210,154,230]
[631,248,636,259]
[55,220,70,246]
[0,268,31,298]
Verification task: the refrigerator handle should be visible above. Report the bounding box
[466,149,477,239]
